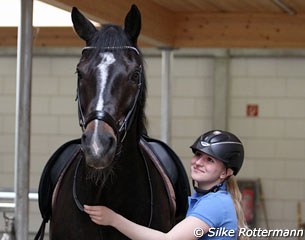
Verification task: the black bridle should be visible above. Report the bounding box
[76,46,143,143]
[73,46,154,228]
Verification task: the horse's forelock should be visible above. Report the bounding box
[93,24,132,49]
[86,24,143,64]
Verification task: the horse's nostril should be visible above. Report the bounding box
[109,135,114,146]
[101,134,116,152]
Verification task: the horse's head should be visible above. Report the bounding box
[72,5,146,170]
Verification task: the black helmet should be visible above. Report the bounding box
[190,130,244,175]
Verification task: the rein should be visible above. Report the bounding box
[76,46,143,143]
[72,150,154,227]
[73,156,85,212]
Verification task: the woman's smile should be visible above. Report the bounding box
[192,165,205,174]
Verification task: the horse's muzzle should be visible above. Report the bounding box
[81,120,117,169]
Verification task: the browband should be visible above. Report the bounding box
[82,46,140,55]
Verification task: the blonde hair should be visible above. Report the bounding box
[227,176,250,240]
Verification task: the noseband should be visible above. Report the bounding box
[76,46,143,143]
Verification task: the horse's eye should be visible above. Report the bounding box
[76,69,83,80]
[129,69,141,84]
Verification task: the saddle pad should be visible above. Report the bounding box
[35,136,190,239]
[35,139,81,240]
[38,138,81,220]
[140,135,191,223]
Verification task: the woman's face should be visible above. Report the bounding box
[191,151,228,189]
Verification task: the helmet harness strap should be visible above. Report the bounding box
[192,168,232,195]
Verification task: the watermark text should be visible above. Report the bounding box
[192,227,304,238]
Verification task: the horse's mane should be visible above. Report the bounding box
[90,24,148,137]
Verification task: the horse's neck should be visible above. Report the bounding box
[118,126,143,171]
[122,117,143,150]
[123,130,140,154]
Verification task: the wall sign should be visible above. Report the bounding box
[247,104,259,117]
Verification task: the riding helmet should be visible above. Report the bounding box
[190,130,244,175]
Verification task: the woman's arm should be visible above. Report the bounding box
[84,205,210,240]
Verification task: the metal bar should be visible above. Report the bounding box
[272,0,296,15]
[160,48,173,145]
[0,203,15,212]
[0,192,38,201]
[213,56,229,130]
[0,192,38,216]
[14,0,33,239]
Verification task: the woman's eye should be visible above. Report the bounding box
[195,151,202,157]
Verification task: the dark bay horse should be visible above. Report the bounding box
[37,5,189,240]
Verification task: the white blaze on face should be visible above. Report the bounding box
[91,52,116,156]
[96,52,116,111]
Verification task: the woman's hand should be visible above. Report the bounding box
[84,206,210,240]
[84,205,116,226]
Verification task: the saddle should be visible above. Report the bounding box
[35,136,190,240]
[35,139,81,240]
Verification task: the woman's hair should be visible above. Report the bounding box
[227,176,250,240]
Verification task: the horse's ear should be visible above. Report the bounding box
[124,4,141,44]
[71,7,97,44]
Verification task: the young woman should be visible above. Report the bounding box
[84,130,249,240]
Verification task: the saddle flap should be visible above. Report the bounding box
[146,141,178,186]
[140,135,191,223]
[38,138,81,220]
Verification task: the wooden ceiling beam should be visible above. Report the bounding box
[0,27,154,48]
[3,12,305,48]
[40,0,176,47]
[174,13,305,48]
[0,27,80,47]
[0,28,18,47]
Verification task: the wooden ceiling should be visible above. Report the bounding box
[2,0,305,48]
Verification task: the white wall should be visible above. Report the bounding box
[230,57,305,233]
[0,49,305,237]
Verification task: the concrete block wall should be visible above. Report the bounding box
[0,55,82,232]
[1,50,305,236]
[0,57,17,190]
[230,57,305,236]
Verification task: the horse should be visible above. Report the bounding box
[35,5,190,240]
